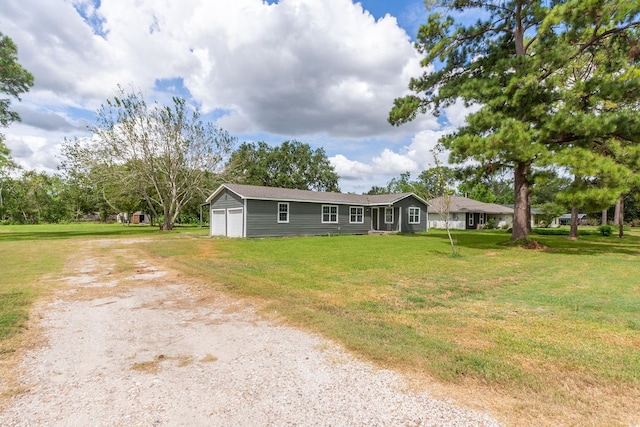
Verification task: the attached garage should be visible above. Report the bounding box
[211,209,226,236]
[210,207,244,238]
[226,208,244,238]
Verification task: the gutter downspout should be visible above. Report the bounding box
[426,207,429,233]
[243,198,248,238]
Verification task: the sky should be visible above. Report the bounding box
[0,0,478,193]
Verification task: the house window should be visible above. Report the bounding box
[322,205,338,223]
[384,207,394,224]
[479,214,485,225]
[408,207,420,224]
[278,202,289,223]
[350,206,364,224]
[468,214,474,226]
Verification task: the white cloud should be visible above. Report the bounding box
[365,129,449,176]
[172,0,424,137]
[2,0,425,139]
[5,128,68,173]
[1,0,462,193]
[330,154,373,179]
[371,148,418,174]
[330,128,453,192]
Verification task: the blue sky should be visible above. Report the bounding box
[1,0,476,193]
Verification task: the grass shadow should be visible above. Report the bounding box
[424,229,640,256]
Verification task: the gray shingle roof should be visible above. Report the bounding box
[427,195,514,214]
[207,183,429,207]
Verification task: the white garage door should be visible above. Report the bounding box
[211,209,226,236]
[226,208,244,238]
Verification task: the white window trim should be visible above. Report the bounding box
[322,205,339,223]
[277,202,289,223]
[468,214,474,226]
[408,207,420,224]
[478,213,485,225]
[384,207,394,224]
[349,206,364,224]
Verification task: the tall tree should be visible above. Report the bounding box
[386,171,418,195]
[389,0,640,241]
[63,87,235,231]
[0,32,34,165]
[418,166,457,199]
[225,140,340,192]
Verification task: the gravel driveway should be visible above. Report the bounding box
[0,240,500,426]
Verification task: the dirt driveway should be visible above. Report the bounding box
[0,239,499,426]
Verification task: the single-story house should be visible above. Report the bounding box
[558,213,587,226]
[530,207,559,228]
[505,205,560,228]
[205,183,430,238]
[427,195,514,230]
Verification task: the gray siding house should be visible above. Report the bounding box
[206,183,429,238]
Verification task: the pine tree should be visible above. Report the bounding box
[389,0,640,240]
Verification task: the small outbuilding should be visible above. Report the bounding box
[117,211,150,225]
[205,183,430,238]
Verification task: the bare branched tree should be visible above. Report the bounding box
[62,87,235,230]
[429,146,458,256]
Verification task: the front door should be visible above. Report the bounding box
[372,208,379,230]
[466,212,482,229]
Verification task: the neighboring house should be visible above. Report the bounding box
[205,183,429,238]
[427,195,514,230]
[530,207,559,228]
[505,205,560,228]
[558,213,587,226]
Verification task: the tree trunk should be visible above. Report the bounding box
[161,217,173,231]
[601,209,607,225]
[161,205,173,231]
[569,207,579,240]
[615,197,624,238]
[512,162,531,240]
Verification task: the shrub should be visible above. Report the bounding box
[598,224,613,236]
[531,228,601,236]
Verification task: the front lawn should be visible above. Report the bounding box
[143,230,640,426]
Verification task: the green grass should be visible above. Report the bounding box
[0,222,173,241]
[143,230,640,424]
[0,223,207,341]
[0,240,67,342]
